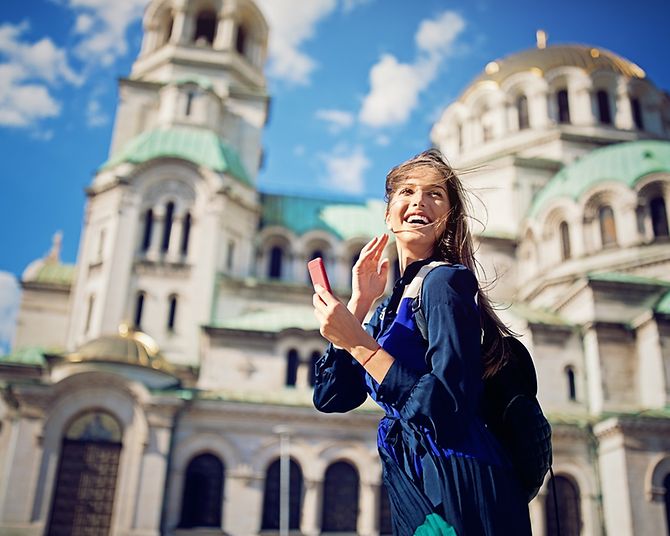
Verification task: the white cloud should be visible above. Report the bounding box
[0,272,20,355]
[86,98,109,127]
[66,0,147,66]
[320,145,370,194]
[316,109,355,133]
[256,0,337,85]
[359,11,465,128]
[0,22,81,127]
[375,134,391,146]
[415,11,465,57]
[0,22,82,85]
[342,0,374,13]
[0,64,61,127]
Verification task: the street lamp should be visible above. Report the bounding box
[273,425,293,536]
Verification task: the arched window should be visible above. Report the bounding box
[559,221,571,260]
[162,201,175,253]
[226,240,235,271]
[261,458,303,531]
[286,349,299,387]
[596,90,612,125]
[309,351,320,387]
[650,196,669,238]
[47,411,122,535]
[269,246,284,279]
[181,212,192,255]
[185,91,195,116]
[236,24,247,55]
[134,292,145,329]
[321,461,359,532]
[378,482,393,535]
[545,474,582,536]
[194,10,217,45]
[598,205,617,247]
[167,295,177,331]
[631,97,644,130]
[557,89,570,124]
[141,208,153,252]
[162,16,173,46]
[457,122,463,151]
[517,95,529,130]
[179,453,224,528]
[565,365,576,401]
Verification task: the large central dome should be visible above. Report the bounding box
[467,44,645,91]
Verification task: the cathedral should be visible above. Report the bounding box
[1,1,670,534]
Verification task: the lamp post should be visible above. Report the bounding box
[273,425,292,536]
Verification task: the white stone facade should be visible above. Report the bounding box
[2,4,670,536]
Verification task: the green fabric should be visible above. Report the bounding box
[414,513,457,536]
[260,193,387,240]
[529,140,670,218]
[102,127,252,186]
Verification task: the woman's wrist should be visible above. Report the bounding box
[347,293,373,323]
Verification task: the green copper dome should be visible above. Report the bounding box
[260,193,388,240]
[529,140,670,218]
[102,127,252,186]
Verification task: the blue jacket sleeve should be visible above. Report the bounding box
[375,265,482,443]
[312,300,386,413]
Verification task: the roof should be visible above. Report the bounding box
[64,326,174,374]
[102,127,252,186]
[1,346,49,366]
[588,271,670,288]
[655,291,670,315]
[466,44,646,93]
[528,140,670,218]
[260,193,388,240]
[215,305,319,333]
[24,261,76,286]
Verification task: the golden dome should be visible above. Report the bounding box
[467,44,646,89]
[65,326,174,373]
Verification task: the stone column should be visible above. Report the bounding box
[358,478,377,535]
[170,10,188,45]
[583,326,604,415]
[132,410,175,534]
[302,479,323,536]
[615,78,634,130]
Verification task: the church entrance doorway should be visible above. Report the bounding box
[46,411,123,536]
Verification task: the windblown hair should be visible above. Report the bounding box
[385,148,513,378]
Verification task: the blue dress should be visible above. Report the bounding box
[313,259,531,535]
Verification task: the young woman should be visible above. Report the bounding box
[312,149,531,535]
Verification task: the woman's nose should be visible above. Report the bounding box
[411,191,425,206]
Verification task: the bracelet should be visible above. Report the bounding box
[361,345,382,367]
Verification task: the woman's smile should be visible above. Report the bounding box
[386,167,451,269]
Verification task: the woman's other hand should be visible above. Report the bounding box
[349,234,390,321]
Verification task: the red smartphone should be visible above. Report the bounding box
[308,257,332,293]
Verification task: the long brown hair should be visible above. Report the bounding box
[385,148,512,378]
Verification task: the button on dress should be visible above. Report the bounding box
[313,259,532,535]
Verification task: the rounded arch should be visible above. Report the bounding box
[646,454,670,501]
[317,443,379,485]
[35,372,150,529]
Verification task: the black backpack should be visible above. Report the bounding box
[407,262,552,502]
[480,336,552,501]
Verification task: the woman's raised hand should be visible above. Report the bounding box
[350,234,390,313]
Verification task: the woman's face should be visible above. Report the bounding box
[386,166,451,260]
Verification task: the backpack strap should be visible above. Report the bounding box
[401,261,482,344]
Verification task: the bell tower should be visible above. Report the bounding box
[65,0,269,365]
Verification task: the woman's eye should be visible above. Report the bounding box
[430,190,444,198]
[399,187,413,195]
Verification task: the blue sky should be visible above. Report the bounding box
[1,0,669,352]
